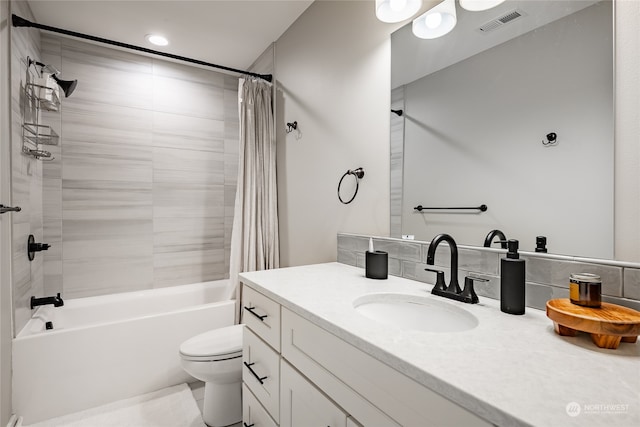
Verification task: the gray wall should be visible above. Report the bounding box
[11,30,240,335]
[40,35,239,300]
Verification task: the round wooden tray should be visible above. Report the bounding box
[546,298,640,349]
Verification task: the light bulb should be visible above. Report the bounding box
[424,12,443,29]
[145,34,168,46]
[389,0,407,12]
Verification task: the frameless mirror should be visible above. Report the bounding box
[391,0,613,259]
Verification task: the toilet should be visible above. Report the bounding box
[179,324,244,427]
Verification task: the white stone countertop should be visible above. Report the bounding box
[239,262,640,427]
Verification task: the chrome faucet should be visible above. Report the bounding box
[31,293,64,309]
[425,233,486,304]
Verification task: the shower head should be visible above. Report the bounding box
[28,57,78,97]
[51,74,77,97]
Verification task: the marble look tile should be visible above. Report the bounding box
[372,238,421,262]
[62,218,153,260]
[152,111,224,152]
[153,249,226,288]
[60,39,153,109]
[623,268,640,300]
[224,75,239,91]
[337,234,370,252]
[62,180,152,221]
[153,75,224,120]
[154,216,224,253]
[62,140,152,183]
[602,296,640,312]
[152,60,225,87]
[153,183,224,219]
[63,257,154,299]
[337,249,357,267]
[61,100,153,147]
[524,256,623,297]
[152,147,224,185]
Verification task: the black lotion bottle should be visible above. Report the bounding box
[500,239,526,315]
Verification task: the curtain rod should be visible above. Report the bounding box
[11,14,273,83]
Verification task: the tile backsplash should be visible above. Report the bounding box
[338,233,640,312]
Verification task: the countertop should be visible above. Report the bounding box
[239,262,640,427]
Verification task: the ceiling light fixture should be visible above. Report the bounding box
[459,0,506,12]
[145,34,168,46]
[412,0,457,39]
[375,0,423,23]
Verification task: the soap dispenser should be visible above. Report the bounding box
[500,239,525,315]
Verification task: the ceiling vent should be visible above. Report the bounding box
[477,9,526,33]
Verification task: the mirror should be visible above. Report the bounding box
[391,0,613,259]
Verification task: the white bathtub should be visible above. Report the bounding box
[12,280,236,425]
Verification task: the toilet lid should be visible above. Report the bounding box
[180,324,243,360]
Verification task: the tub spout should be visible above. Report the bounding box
[31,293,64,309]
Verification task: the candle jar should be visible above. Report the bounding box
[569,273,601,307]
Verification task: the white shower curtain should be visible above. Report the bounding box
[228,77,279,300]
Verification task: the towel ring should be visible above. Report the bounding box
[338,168,365,204]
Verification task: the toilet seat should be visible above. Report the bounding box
[180,324,243,362]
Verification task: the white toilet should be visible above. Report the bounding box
[179,324,244,427]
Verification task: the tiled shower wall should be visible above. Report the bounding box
[40,34,239,299]
[10,0,44,336]
[338,233,640,312]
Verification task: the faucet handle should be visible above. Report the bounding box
[424,268,447,292]
[462,276,489,304]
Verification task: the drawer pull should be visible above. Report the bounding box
[244,361,268,384]
[243,423,255,427]
[244,305,268,321]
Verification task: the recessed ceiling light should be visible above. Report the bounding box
[145,34,168,46]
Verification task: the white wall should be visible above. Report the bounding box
[274,0,395,266]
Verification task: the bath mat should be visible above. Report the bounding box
[25,383,206,427]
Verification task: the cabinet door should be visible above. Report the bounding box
[280,360,347,427]
[243,384,278,427]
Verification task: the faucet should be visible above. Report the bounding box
[484,229,508,249]
[425,233,486,304]
[31,293,64,309]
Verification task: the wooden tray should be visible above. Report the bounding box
[546,298,640,349]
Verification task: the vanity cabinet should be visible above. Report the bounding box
[241,283,492,427]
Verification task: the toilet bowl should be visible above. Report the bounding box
[180,324,244,427]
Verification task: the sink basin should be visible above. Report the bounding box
[353,293,479,333]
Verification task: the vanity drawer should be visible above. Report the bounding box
[281,308,491,427]
[243,327,280,423]
[243,384,277,427]
[242,285,281,351]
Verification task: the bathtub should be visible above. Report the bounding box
[12,280,236,425]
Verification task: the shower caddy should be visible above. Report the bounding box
[20,64,59,161]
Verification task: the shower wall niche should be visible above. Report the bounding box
[40,34,240,300]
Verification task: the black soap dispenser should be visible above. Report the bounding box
[500,239,525,315]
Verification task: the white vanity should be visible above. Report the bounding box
[239,263,639,427]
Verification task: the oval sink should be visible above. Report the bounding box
[353,293,479,333]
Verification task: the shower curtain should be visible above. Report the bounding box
[228,77,279,300]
